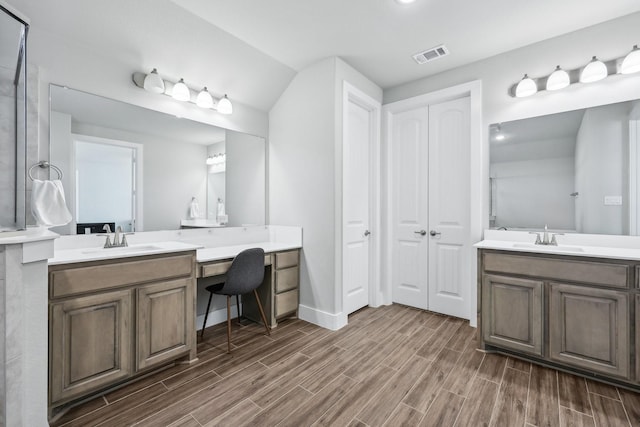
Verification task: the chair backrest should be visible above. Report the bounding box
[219,248,266,295]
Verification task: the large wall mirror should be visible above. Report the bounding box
[49,84,266,234]
[489,99,640,235]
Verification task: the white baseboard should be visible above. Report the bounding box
[298,304,348,331]
[197,305,240,331]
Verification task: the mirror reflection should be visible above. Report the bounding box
[49,85,266,234]
[489,99,640,235]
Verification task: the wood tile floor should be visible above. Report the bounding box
[51,304,640,427]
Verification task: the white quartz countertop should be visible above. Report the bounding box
[197,242,301,263]
[475,239,640,261]
[48,241,202,265]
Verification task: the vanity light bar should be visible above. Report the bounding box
[132,70,233,115]
[510,45,640,98]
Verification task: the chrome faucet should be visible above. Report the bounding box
[529,224,563,246]
[102,224,129,248]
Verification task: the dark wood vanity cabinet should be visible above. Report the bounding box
[48,252,197,409]
[479,249,638,387]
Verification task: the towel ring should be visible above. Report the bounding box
[28,161,63,181]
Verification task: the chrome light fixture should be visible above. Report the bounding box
[515,74,537,98]
[172,78,191,101]
[580,56,608,83]
[143,68,165,94]
[217,94,233,115]
[196,87,214,109]
[621,45,640,74]
[546,65,570,91]
[132,69,233,114]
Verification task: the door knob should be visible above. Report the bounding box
[364,230,371,236]
[414,230,427,236]
[430,230,441,236]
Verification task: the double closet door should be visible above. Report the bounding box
[391,97,471,318]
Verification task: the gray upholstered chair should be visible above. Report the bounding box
[201,248,270,353]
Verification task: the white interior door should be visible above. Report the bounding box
[391,108,429,310]
[343,92,373,315]
[427,97,470,318]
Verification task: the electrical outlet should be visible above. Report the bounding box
[604,196,622,206]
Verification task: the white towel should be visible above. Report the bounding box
[31,179,72,227]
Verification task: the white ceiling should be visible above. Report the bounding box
[9,0,640,111]
[172,0,640,89]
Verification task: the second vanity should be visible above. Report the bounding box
[476,230,640,390]
[47,226,302,413]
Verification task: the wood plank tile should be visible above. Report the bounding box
[280,375,357,427]
[381,326,433,369]
[444,322,476,352]
[61,383,168,427]
[441,341,485,397]
[95,371,220,427]
[50,396,106,427]
[416,318,464,361]
[490,367,530,427]
[558,371,592,416]
[402,348,462,413]
[585,379,619,400]
[589,394,630,427]
[243,386,313,427]
[348,420,368,427]
[418,390,465,427]
[313,364,396,426]
[507,357,532,373]
[259,327,330,366]
[357,354,435,425]
[343,333,407,382]
[168,414,201,427]
[383,403,424,426]
[201,398,261,427]
[558,407,595,427]
[476,352,508,383]
[526,364,559,427]
[618,388,640,427]
[454,377,500,427]
[422,312,447,330]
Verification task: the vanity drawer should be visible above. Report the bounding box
[275,267,299,293]
[50,254,194,299]
[275,250,299,269]
[200,255,272,278]
[275,289,298,318]
[483,252,630,288]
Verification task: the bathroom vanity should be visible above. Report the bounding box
[477,234,640,390]
[47,226,302,414]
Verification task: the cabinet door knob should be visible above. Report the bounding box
[429,230,441,236]
[414,230,427,236]
[364,230,371,236]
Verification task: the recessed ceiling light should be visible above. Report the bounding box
[395,0,417,4]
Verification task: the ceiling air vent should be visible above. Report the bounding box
[412,45,449,65]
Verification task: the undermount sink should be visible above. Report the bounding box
[81,244,163,255]
[511,242,585,253]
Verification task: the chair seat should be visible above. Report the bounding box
[205,283,225,294]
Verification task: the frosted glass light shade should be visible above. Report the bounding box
[143,69,165,94]
[217,94,233,115]
[172,78,190,101]
[546,66,570,91]
[515,74,537,97]
[621,45,640,74]
[580,57,607,83]
[196,87,214,108]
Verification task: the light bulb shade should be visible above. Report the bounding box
[172,78,191,101]
[196,87,214,109]
[143,69,165,94]
[217,94,233,115]
[621,45,640,75]
[546,66,570,91]
[580,57,607,83]
[206,156,215,165]
[515,74,537,98]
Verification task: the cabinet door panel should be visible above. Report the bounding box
[482,274,543,356]
[549,283,629,378]
[137,278,194,370]
[50,290,132,405]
